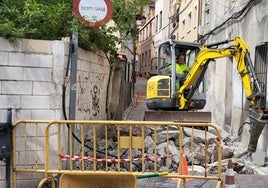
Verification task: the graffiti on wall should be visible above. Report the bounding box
[91,84,100,116]
[77,72,105,118]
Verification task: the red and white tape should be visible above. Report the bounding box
[58,137,223,163]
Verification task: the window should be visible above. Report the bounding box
[145,51,148,67]
[149,22,152,36]
[146,26,148,39]
[187,11,192,32]
[149,49,151,67]
[193,5,197,29]
[254,42,268,105]
[159,11,162,29]
[204,0,210,25]
[141,53,144,69]
[181,19,185,37]
[155,15,158,32]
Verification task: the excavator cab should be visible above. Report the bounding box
[146,39,205,110]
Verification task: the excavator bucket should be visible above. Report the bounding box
[249,110,268,123]
[59,173,137,188]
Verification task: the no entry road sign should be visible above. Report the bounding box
[73,0,113,28]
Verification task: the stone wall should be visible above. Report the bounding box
[0,38,64,121]
[0,37,111,122]
[0,37,113,187]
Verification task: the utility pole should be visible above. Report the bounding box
[133,33,137,92]
[70,0,112,120]
[69,30,78,120]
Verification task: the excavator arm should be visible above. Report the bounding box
[178,37,267,122]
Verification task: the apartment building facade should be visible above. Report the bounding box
[138,0,201,77]
[137,2,155,77]
[170,0,201,42]
[138,0,172,77]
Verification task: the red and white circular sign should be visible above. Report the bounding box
[73,0,113,28]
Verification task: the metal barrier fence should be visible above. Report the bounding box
[13,120,224,188]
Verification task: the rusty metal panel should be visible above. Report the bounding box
[144,111,211,122]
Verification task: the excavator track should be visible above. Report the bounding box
[144,111,211,122]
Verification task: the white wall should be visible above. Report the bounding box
[0,37,110,187]
[154,0,171,49]
[0,38,64,121]
[0,37,110,122]
[201,0,268,152]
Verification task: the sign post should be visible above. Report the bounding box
[69,0,112,120]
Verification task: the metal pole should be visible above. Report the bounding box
[6,108,12,188]
[133,37,136,93]
[69,31,78,120]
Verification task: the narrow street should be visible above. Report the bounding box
[123,76,148,121]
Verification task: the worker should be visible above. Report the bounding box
[174,54,189,89]
[163,54,189,89]
[175,54,188,75]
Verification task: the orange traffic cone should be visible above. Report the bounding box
[173,149,192,183]
[179,150,189,176]
[224,159,236,188]
[135,90,142,107]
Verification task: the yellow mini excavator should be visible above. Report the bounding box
[145,37,268,123]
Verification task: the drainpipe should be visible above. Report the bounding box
[132,38,137,95]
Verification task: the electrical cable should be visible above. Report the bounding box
[201,0,258,40]
[62,40,72,121]
[104,52,112,120]
[238,121,251,136]
[61,40,142,170]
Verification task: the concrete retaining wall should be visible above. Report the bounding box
[0,37,111,187]
[0,37,110,122]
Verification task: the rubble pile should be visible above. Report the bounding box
[75,125,267,175]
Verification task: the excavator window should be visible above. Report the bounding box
[158,43,172,75]
[158,41,201,76]
[185,49,198,67]
[174,46,200,67]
